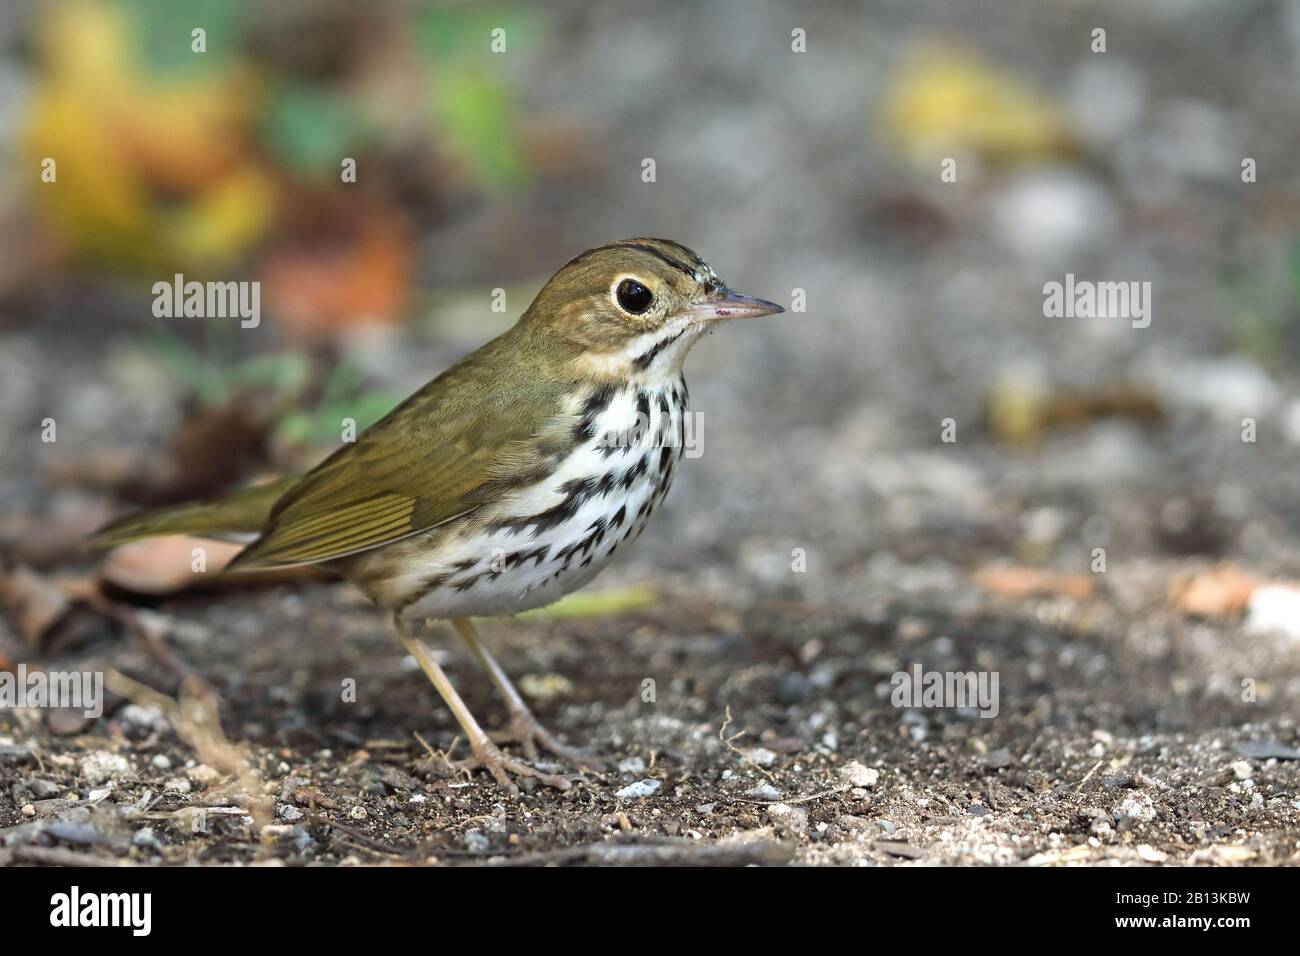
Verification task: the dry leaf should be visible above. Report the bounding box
[987,374,1163,445]
[1170,564,1264,618]
[973,565,1094,601]
[120,394,276,506]
[0,554,111,652]
[99,535,322,596]
[0,553,76,647]
[262,210,412,343]
[99,536,244,595]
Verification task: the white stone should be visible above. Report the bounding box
[839,761,880,788]
[615,779,661,799]
[79,751,129,785]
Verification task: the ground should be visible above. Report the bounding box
[3,559,1299,866]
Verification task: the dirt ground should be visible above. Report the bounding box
[2,549,1299,867]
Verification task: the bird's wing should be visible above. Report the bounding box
[227,335,575,570]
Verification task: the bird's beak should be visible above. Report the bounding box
[691,287,785,322]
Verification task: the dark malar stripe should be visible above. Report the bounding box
[632,329,685,371]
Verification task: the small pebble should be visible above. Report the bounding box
[982,748,1014,770]
[79,752,129,785]
[518,673,574,700]
[778,672,809,704]
[121,704,168,731]
[29,780,61,799]
[839,761,880,788]
[748,782,782,801]
[187,764,220,785]
[615,779,661,799]
[767,802,808,831]
[1119,793,1157,822]
[617,756,646,774]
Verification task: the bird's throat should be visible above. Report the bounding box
[570,318,704,385]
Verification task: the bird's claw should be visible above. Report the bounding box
[454,737,576,794]
[490,709,604,771]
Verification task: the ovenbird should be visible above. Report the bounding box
[94,238,783,791]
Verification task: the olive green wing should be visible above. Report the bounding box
[226,337,573,570]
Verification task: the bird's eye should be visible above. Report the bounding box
[615,279,653,315]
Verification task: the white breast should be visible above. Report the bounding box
[395,378,687,619]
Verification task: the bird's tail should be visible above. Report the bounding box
[89,476,300,549]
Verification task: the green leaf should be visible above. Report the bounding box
[225,352,312,395]
[416,5,542,61]
[121,0,243,75]
[262,84,370,176]
[434,67,525,190]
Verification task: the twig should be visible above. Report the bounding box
[1077,759,1104,792]
[323,820,408,859]
[414,730,471,784]
[719,784,852,806]
[106,669,272,828]
[8,846,129,867]
[718,705,775,781]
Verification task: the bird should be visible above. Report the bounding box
[93,238,784,792]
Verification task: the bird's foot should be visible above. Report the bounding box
[454,736,575,795]
[491,707,604,770]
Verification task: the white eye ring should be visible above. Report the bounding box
[612,275,654,315]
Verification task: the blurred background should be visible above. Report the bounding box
[2,0,1300,866]
[2,0,1298,608]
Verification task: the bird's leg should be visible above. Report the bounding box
[391,616,571,793]
[451,617,601,769]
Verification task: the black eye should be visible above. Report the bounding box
[616,279,653,314]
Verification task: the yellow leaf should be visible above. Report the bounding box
[880,43,1076,167]
[166,166,276,269]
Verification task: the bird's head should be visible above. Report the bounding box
[523,238,783,379]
